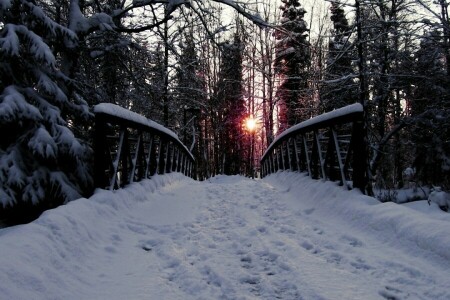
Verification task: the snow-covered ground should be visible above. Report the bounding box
[1,172,450,299]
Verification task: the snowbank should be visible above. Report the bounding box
[0,173,189,299]
[264,171,450,263]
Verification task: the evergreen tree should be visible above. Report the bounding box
[320,3,356,112]
[274,0,310,132]
[215,31,246,175]
[175,30,206,125]
[0,0,92,210]
[410,31,450,187]
[174,30,207,178]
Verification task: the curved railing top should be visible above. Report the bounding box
[94,103,194,161]
[262,103,363,161]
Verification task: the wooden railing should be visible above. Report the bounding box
[93,104,195,190]
[260,104,368,191]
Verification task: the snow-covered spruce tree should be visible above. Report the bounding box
[409,31,450,187]
[274,0,310,132]
[0,0,92,211]
[320,3,357,112]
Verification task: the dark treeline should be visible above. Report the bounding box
[1,0,449,218]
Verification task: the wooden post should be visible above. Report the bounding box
[287,138,293,170]
[110,129,125,190]
[130,133,142,183]
[302,134,312,176]
[352,120,368,192]
[331,127,347,188]
[144,135,154,178]
[281,143,286,170]
[94,115,109,189]
[294,136,301,172]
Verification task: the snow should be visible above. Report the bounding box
[28,127,57,159]
[263,103,363,158]
[0,86,43,122]
[94,103,194,159]
[213,0,267,27]
[428,187,449,209]
[69,0,89,32]
[0,0,11,10]
[21,25,57,66]
[0,24,20,56]
[1,171,450,299]
[95,103,176,140]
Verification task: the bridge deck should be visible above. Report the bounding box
[1,173,449,299]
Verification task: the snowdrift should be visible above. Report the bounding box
[0,173,188,299]
[264,171,450,263]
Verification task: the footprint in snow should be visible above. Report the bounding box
[249,204,258,209]
[304,208,315,215]
[104,246,117,254]
[313,227,324,235]
[271,241,286,248]
[350,258,373,271]
[300,240,314,251]
[379,285,410,300]
[279,226,296,235]
[340,234,364,248]
[257,226,268,234]
[139,239,163,252]
[255,250,279,263]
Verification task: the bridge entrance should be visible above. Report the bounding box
[94,103,369,194]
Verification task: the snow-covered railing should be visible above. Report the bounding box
[260,104,368,191]
[94,104,195,190]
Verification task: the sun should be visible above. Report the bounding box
[245,117,257,132]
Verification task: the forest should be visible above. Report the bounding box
[1,0,450,216]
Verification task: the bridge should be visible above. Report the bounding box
[93,103,369,193]
[1,105,449,299]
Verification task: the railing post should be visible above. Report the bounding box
[270,152,275,174]
[314,130,326,179]
[94,114,109,189]
[331,127,347,188]
[302,134,312,176]
[181,153,186,174]
[110,129,125,190]
[281,143,286,170]
[129,132,142,183]
[352,120,367,192]
[157,139,164,175]
[176,148,181,172]
[276,148,281,171]
[172,147,177,172]
[287,138,293,170]
[294,135,301,172]
[164,140,170,173]
[144,135,154,178]
[169,143,175,172]
[121,128,131,187]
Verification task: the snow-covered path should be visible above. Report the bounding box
[1,173,450,299]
